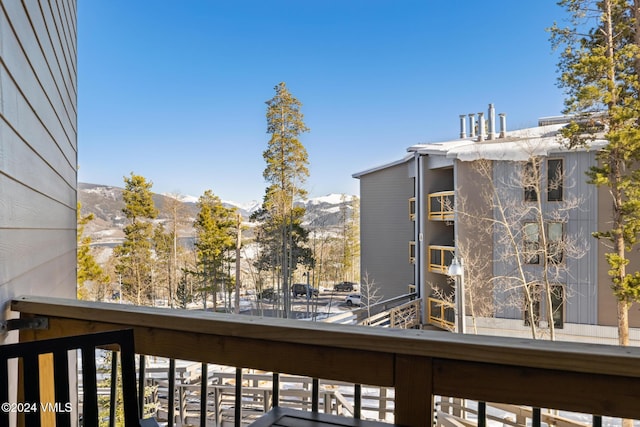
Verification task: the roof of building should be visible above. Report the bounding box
[352,153,414,179]
[353,118,608,178]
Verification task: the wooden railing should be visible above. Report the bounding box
[428,245,455,274]
[11,296,640,427]
[427,297,455,331]
[428,191,455,221]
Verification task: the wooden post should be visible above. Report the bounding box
[394,355,433,427]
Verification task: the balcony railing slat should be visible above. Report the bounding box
[168,358,175,427]
[81,346,98,427]
[109,351,118,427]
[200,362,207,427]
[235,367,242,427]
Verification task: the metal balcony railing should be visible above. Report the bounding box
[428,191,455,221]
[11,296,640,427]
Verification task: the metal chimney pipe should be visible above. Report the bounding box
[488,104,496,140]
[477,112,486,142]
[459,115,467,139]
[499,113,507,138]
[468,114,476,138]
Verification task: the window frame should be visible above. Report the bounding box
[523,222,540,265]
[524,160,540,202]
[547,222,564,265]
[547,158,564,202]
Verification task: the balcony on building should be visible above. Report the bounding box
[428,191,455,221]
[428,245,455,274]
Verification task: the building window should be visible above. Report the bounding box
[523,284,564,329]
[524,160,539,202]
[523,222,564,265]
[409,197,416,221]
[523,223,540,264]
[547,159,563,201]
[547,222,564,264]
[524,285,541,327]
[550,285,565,328]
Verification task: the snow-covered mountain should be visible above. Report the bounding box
[78,183,357,244]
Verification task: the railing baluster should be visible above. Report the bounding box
[477,401,486,427]
[109,351,118,427]
[168,358,176,427]
[138,354,146,419]
[593,415,602,427]
[532,407,541,427]
[235,367,242,427]
[312,378,319,412]
[354,384,362,419]
[272,373,279,408]
[200,362,207,427]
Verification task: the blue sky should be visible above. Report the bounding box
[78,1,568,203]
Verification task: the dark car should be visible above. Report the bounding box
[257,288,278,301]
[292,283,319,297]
[334,281,357,292]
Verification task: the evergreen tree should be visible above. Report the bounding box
[259,82,312,317]
[77,202,109,300]
[193,190,236,311]
[114,173,158,305]
[550,0,640,345]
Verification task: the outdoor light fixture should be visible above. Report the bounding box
[447,256,466,334]
[448,257,463,277]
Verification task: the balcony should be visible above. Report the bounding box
[409,197,416,221]
[11,295,640,427]
[428,191,455,221]
[428,245,455,274]
[427,297,455,331]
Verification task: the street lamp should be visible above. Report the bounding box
[447,257,466,334]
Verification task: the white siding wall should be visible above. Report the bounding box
[0,0,77,341]
[492,153,599,326]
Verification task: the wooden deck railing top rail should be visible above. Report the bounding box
[11,296,640,426]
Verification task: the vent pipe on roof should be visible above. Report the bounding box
[468,113,476,138]
[459,115,467,139]
[477,112,486,142]
[488,104,496,140]
[499,113,507,138]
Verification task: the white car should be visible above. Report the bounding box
[345,294,361,307]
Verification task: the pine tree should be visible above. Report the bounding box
[193,190,236,311]
[77,202,109,300]
[550,0,640,345]
[114,173,158,305]
[259,82,312,317]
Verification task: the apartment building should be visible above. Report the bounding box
[354,105,640,337]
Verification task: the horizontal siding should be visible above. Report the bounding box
[360,161,414,299]
[2,1,77,163]
[0,0,77,342]
[0,175,75,229]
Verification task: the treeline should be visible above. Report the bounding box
[77,83,359,316]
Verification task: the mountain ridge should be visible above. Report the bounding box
[78,182,357,245]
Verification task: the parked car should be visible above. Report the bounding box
[333,281,357,292]
[257,288,277,301]
[292,283,319,297]
[345,294,361,307]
